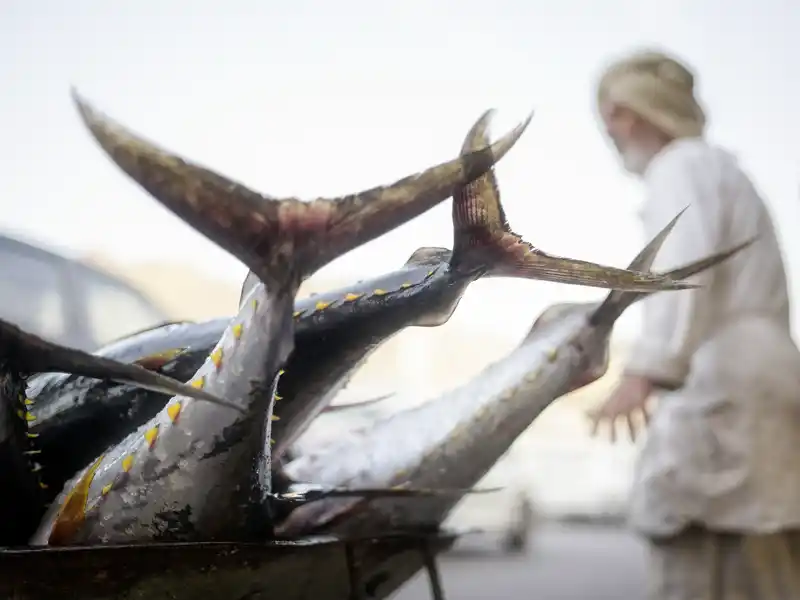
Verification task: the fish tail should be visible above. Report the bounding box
[71,90,531,291]
[1,319,238,410]
[450,110,698,292]
[589,209,756,327]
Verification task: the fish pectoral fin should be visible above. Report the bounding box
[3,319,240,412]
[275,483,502,503]
[72,90,530,286]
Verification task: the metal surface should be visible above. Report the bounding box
[0,531,457,600]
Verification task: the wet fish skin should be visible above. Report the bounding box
[0,316,237,547]
[27,319,229,501]
[31,93,529,546]
[276,214,754,538]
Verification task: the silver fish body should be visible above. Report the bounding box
[277,214,754,538]
[31,92,530,546]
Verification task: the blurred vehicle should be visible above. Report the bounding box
[0,232,172,352]
[290,392,537,555]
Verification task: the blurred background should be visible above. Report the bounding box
[1,0,797,597]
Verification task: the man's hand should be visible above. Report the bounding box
[587,374,653,443]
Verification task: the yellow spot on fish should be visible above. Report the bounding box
[121,455,134,473]
[546,348,558,362]
[525,368,541,383]
[101,483,112,496]
[232,324,243,339]
[270,414,280,421]
[167,402,182,423]
[343,293,362,302]
[48,455,105,545]
[400,282,412,289]
[134,348,185,370]
[18,410,36,423]
[210,348,223,369]
[191,376,206,389]
[24,398,34,406]
[373,289,388,296]
[144,426,160,449]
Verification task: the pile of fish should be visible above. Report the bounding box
[0,91,753,600]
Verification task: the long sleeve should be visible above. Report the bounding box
[623,146,722,387]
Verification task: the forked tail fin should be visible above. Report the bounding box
[588,210,756,327]
[71,91,531,291]
[451,109,697,292]
[0,319,238,410]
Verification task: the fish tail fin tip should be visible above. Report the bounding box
[589,214,755,327]
[450,113,697,293]
[73,91,529,286]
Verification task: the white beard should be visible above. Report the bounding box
[620,146,653,175]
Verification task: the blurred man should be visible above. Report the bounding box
[589,49,800,599]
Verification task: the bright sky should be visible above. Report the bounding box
[1,0,798,341]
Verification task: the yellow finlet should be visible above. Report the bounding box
[343,293,362,302]
[121,455,134,473]
[293,311,303,318]
[232,323,244,339]
[191,376,206,389]
[144,426,160,449]
[400,282,412,289]
[24,411,36,423]
[101,483,113,496]
[546,348,559,362]
[167,401,182,423]
[26,431,39,439]
[373,289,388,296]
[210,348,224,369]
[315,300,331,311]
[274,395,282,402]
[24,398,34,406]
[48,455,105,545]
[270,414,280,421]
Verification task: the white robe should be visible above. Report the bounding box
[624,137,800,537]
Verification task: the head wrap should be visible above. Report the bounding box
[597,49,707,139]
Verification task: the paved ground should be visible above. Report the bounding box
[393,522,649,600]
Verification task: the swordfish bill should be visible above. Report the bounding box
[276,211,754,539]
[30,93,530,547]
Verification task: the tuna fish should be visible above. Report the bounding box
[25,111,696,495]
[0,317,235,547]
[30,91,530,546]
[27,318,229,500]
[273,214,754,598]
